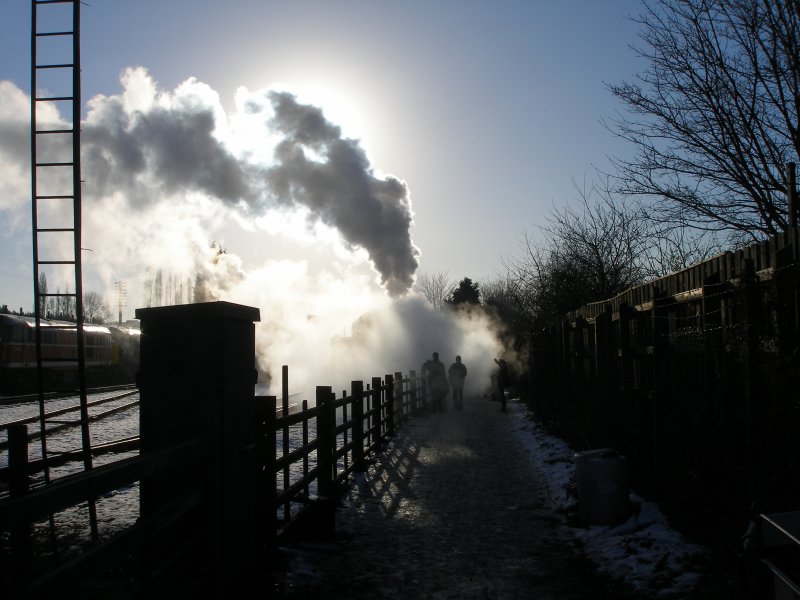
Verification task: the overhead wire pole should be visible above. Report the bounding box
[115,280,127,324]
[31,0,98,541]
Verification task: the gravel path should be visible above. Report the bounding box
[273,396,645,599]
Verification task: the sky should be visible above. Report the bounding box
[0,0,646,389]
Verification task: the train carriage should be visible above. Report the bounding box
[108,324,141,382]
[0,314,139,395]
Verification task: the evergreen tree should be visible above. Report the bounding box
[448,277,480,306]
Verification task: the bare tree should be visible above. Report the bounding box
[607,0,800,240]
[83,291,112,324]
[504,183,653,322]
[639,225,729,277]
[144,269,192,307]
[143,268,155,308]
[481,276,537,350]
[37,272,48,317]
[50,284,76,321]
[152,270,163,307]
[416,272,455,311]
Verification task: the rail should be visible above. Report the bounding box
[0,389,139,453]
[0,384,138,406]
[742,511,800,599]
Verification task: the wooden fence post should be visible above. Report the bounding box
[615,302,637,463]
[282,365,289,415]
[559,320,572,425]
[351,381,366,472]
[8,424,30,594]
[741,259,760,500]
[314,387,336,541]
[385,374,395,437]
[8,425,28,497]
[409,370,419,415]
[651,290,671,493]
[316,386,334,499]
[281,366,290,506]
[573,316,588,440]
[618,303,632,394]
[395,371,403,424]
[594,306,612,446]
[372,377,383,449]
[254,396,277,559]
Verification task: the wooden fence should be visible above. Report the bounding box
[530,227,800,549]
[0,377,429,597]
[262,368,429,542]
[0,301,433,597]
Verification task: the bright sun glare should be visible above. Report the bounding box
[273,81,373,146]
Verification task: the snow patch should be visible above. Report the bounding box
[509,401,706,598]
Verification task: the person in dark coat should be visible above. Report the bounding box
[448,355,467,410]
[422,352,448,412]
[494,357,509,411]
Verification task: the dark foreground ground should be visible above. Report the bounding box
[271,396,744,599]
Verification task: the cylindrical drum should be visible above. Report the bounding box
[574,449,630,526]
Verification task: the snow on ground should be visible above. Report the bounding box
[3,392,712,596]
[507,399,707,598]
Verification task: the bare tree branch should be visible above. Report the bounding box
[83,291,112,324]
[606,0,800,238]
[502,179,723,323]
[415,272,455,311]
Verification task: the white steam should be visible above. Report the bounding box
[0,69,502,394]
[78,68,419,295]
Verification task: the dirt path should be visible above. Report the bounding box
[273,396,645,599]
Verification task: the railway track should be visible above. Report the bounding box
[0,383,137,406]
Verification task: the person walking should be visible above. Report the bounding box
[494,357,509,411]
[421,352,448,412]
[448,355,467,410]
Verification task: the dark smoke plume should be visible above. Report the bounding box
[82,100,254,206]
[264,91,419,296]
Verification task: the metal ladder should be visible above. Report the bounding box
[30,0,97,539]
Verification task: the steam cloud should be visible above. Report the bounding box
[0,70,502,393]
[70,68,419,296]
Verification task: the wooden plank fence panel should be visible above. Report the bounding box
[539,227,800,553]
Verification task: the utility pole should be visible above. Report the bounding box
[114,280,127,324]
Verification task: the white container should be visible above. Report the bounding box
[574,449,630,526]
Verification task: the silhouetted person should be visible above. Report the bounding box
[421,352,448,412]
[494,357,509,411]
[448,355,467,410]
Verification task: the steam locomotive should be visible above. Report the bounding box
[0,314,140,395]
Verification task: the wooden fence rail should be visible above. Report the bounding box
[0,363,432,597]
[262,369,429,542]
[0,432,213,597]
